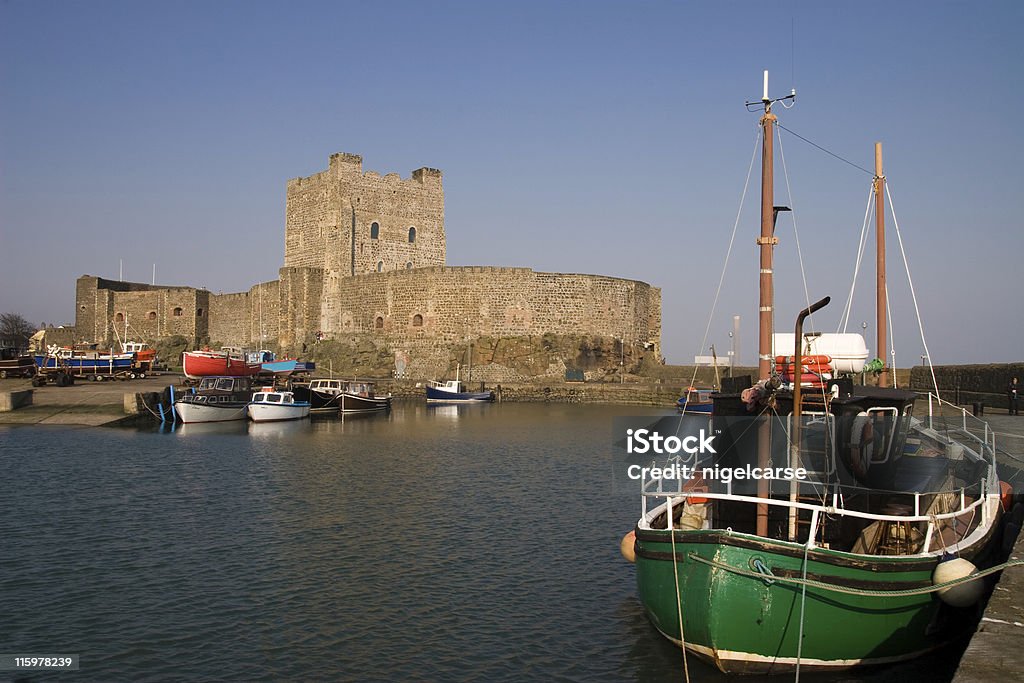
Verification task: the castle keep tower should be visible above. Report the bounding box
[284,153,445,274]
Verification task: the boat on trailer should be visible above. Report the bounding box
[625,72,1003,675]
[182,347,262,379]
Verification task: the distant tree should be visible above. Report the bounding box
[0,312,36,349]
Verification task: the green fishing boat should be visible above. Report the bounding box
[624,72,1005,674]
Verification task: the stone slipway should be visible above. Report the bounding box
[0,375,181,426]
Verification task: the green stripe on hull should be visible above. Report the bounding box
[635,530,954,674]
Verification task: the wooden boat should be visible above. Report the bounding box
[247,389,310,422]
[122,341,156,375]
[425,379,494,403]
[174,376,254,423]
[260,358,298,376]
[291,379,345,413]
[34,345,133,373]
[0,347,36,378]
[339,380,392,413]
[626,73,1003,674]
[182,347,261,379]
[676,387,713,414]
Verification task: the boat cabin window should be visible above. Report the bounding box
[215,378,234,391]
[268,394,281,403]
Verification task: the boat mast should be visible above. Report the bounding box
[758,71,777,381]
[874,143,889,387]
[748,71,795,537]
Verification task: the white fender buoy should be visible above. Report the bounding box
[933,557,982,607]
[620,530,636,563]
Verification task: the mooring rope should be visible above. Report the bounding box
[687,553,1024,597]
[669,527,692,683]
[794,543,810,682]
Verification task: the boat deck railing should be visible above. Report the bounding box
[924,392,997,462]
[641,482,993,554]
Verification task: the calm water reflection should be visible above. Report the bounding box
[1,402,966,682]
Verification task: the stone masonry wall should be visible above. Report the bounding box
[284,153,445,275]
[208,280,280,347]
[318,266,661,377]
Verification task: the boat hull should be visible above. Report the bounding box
[247,402,310,422]
[340,393,392,413]
[291,385,341,413]
[633,527,995,674]
[34,355,133,371]
[182,352,261,379]
[425,385,494,402]
[174,400,250,424]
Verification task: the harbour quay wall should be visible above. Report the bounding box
[382,380,682,406]
[910,363,1024,411]
[0,390,32,412]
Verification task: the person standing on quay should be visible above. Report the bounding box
[1009,376,1021,416]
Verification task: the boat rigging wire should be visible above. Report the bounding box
[776,124,874,175]
[885,183,941,400]
[677,127,761,424]
[776,126,813,325]
[837,187,876,334]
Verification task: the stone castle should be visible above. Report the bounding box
[71,153,662,380]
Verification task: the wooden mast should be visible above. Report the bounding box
[758,73,777,381]
[874,143,889,386]
[756,71,777,537]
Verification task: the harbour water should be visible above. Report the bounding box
[2,402,970,682]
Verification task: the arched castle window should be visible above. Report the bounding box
[408,226,416,243]
[173,307,183,317]
[115,313,124,323]
[377,261,384,272]
[370,222,379,240]
[375,316,384,329]
[412,314,423,327]
[406,261,413,270]
[147,311,157,320]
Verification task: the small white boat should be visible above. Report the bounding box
[247,390,310,422]
[175,376,254,424]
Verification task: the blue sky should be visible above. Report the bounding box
[2,1,1021,364]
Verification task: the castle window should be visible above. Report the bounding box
[115,313,124,323]
[375,316,384,329]
[406,261,413,270]
[408,226,416,243]
[377,261,384,272]
[173,307,183,317]
[147,311,157,320]
[370,222,379,240]
[196,308,204,317]
[412,314,423,327]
